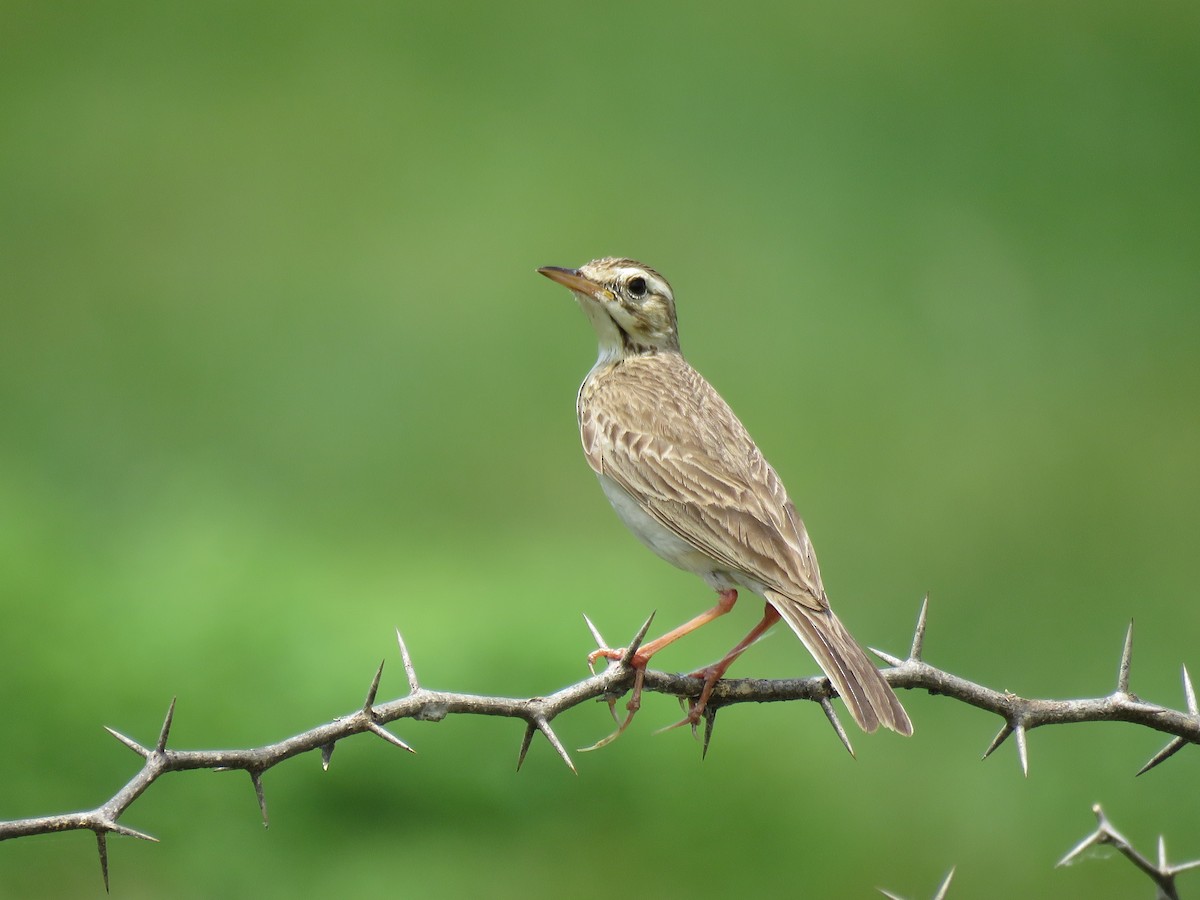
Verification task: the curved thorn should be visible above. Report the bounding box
[395,628,420,692]
[516,722,536,771]
[1183,665,1197,715]
[982,722,1013,760]
[1117,620,1134,694]
[320,742,335,771]
[364,660,386,710]
[910,595,929,660]
[96,831,110,893]
[624,611,656,663]
[869,646,904,667]
[933,867,956,900]
[819,696,855,758]
[1014,722,1029,777]
[1136,736,1186,777]
[582,613,607,650]
[104,727,150,759]
[366,720,415,754]
[250,771,269,828]
[155,697,176,754]
[535,717,577,774]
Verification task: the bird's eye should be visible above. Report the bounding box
[627,276,647,297]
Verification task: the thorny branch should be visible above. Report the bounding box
[879,867,955,900]
[1058,804,1200,900]
[1,599,1197,891]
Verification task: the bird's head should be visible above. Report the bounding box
[538,258,680,361]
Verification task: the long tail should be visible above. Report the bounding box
[765,589,912,736]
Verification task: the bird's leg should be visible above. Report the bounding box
[582,589,738,750]
[662,602,782,734]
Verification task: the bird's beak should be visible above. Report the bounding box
[537,266,605,300]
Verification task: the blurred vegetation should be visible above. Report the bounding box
[1,2,1198,897]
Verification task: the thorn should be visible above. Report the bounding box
[1015,722,1029,777]
[96,831,110,893]
[910,595,929,661]
[869,647,904,667]
[1158,834,1168,870]
[933,867,956,900]
[155,697,176,754]
[1056,804,1109,868]
[819,696,855,758]
[106,821,159,842]
[1057,833,1094,868]
[250,771,269,828]
[1183,665,1197,715]
[582,613,607,650]
[516,722,536,771]
[534,717,577,774]
[982,722,1013,760]
[1117,620,1134,695]
[395,628,420,693]
[1136,736,1186,777]
[364,660,386,710]
[700,707,717,760]
[583,614,612,676]
[320,742,335,771]
[366,720,416,754]
[877,890,902,899]
[104,727,150,759]
[623,611,656,664]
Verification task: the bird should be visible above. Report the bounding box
[538,257,912,741]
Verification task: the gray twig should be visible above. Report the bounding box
[1,599,1197,891]
[1058,804,1200,900]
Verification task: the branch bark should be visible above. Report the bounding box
[1,599,1197,893]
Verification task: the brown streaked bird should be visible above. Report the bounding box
[538,257,912,741]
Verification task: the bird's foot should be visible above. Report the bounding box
[586,645,651,671]
[579,665,646,751]
[655,664,723,738]
[586,646,621,672]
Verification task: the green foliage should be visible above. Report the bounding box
[1,2,1197,896]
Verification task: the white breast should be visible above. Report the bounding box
[597,473,741,592]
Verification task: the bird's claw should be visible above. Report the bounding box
[579,665,646,751]
[586,646,624,675]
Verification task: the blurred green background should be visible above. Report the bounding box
[2,2,1198,897]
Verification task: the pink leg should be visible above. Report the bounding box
[582,590,739,750]
[588,588,738,670]
[683,602,782,725]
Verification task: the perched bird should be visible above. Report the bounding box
[538,258,912,739]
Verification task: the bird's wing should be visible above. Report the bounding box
[580,355,826,611]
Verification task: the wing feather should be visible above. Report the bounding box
[579,353,825,610]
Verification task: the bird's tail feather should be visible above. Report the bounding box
[765,590,913,736]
